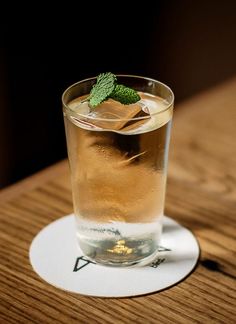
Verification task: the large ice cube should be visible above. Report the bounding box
[84,99,150,131]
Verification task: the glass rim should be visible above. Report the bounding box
[62,74,174,122]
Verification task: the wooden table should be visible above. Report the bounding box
[1,78,236,323]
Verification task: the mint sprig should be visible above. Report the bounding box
[88,72,141,107]
[88,72,116,107]
[110,84,141,105]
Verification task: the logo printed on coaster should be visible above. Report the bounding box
[29,215,199,297]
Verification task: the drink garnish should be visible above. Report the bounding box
[88,72,141,107]
[88,72,116,107]
[110,84,140,105]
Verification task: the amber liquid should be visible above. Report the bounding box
[64,93,172,266]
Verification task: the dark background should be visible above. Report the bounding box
[1,1,236,189]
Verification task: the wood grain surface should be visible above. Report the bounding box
[0,78,236,323]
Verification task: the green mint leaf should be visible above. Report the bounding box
[110,84,141,105]
[88,72,116,107]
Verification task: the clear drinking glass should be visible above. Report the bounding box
[62,75,174,267]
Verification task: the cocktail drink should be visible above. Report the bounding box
[62,74,174,266]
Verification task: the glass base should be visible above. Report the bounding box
[77,234,160,267]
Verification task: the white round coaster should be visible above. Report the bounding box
[29,214,199,298]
